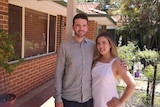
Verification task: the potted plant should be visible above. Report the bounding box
[0,28,23,107]
[0,94,16,107]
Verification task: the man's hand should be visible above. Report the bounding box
[119,59,128,71]
[55,102,64,107]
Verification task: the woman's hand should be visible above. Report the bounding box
[107,97,122,107]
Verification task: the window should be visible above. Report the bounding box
[9,4,22,58]
[9,4,56,59]
[25,8,48,57]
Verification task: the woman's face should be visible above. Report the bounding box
[96,36,111,55]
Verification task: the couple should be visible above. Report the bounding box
[54,13,136,107]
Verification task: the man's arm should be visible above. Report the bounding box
[54,44,65,104]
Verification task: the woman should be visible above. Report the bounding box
[92,32,136,107]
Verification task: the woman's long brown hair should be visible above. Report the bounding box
[92,32,118,68]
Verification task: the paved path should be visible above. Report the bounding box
[15,79,55,107]
[15,77,160,107]
[119,78,160,94]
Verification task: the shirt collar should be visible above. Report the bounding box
[71,37,88,44]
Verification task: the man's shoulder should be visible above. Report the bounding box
[60,40,71,45]
[59,40,73,51]
[85,38,95,45]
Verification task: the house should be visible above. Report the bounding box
[76,2,117,38]
[0,0,116,98]
[76,2,116,28]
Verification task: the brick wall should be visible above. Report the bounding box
[86,20,98,41]
[0,55,57,96]
[56,15,67,50]
[0,0,8,30]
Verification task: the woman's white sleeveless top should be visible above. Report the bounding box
[92,58,118,107]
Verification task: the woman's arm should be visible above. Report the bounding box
[107,59,136,107]
[118,70,136,105]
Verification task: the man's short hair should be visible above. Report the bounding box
[73,13,88,25]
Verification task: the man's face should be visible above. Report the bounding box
[72,18,88,38]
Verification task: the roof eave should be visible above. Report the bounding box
[54,1,116,26]
[87,14,116,25]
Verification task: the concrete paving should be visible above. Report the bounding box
[14,77,160,107]
[14,79,55,107]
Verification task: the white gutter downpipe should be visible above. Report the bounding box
[66,0,76,40]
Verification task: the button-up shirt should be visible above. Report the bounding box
[54,37,95,103]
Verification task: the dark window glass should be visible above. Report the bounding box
[9,4,22,58]
[49,15,56,52]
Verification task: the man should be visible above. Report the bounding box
[54,13,94,107]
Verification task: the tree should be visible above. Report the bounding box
[0,28,23,73]
[110,0,160,50]
[93,0,111,12]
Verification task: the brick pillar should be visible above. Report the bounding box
[102,25,106,32]
[56,15,66,51]
[0,0,8,31]
[86,20,97,41]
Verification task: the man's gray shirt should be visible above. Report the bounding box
[54,38,95,103]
